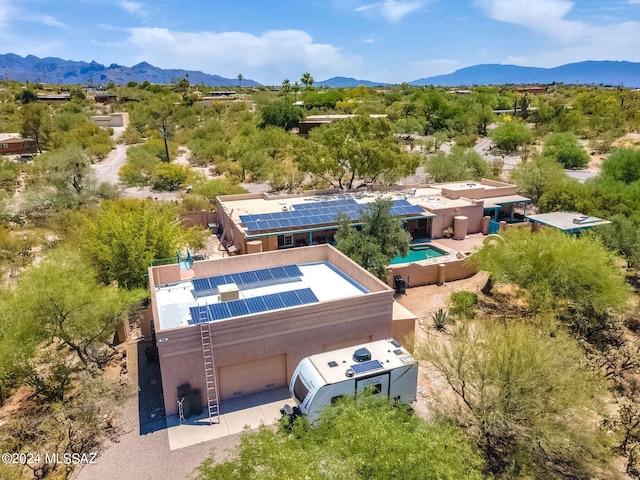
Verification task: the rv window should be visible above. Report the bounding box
[293,375,309,403]
[371,383,382,395]
[330,395,345,405]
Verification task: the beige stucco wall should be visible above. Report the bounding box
[149,245,396,416]
[388,257,477,288]
[428,202,484,238]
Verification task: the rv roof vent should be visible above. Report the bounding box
[345,368,355,377]
[328,361,338,368]
[353,347,371,363]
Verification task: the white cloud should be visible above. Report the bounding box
[524,21,640,66]
[0,0,17,28]
[629,0,640,4]
[121,27,360,84]
[119,1,144,15]
[476,0,583,42]
[30,15,66,28]
[381,0,425,21]
[355,3,379,12]
[354,0,426,21]
[476,0,640,66]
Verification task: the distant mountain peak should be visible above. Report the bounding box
[410,61,640,87]
[315,76,390,88]
[0,53,261,87]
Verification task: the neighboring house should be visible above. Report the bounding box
[215,179,530,256]
[0,133,37,156]
[515,86,549,94]
[36,93,71,102]
[148,244,412,418]
[94,93,119,103]
[90,112,129,128]
[297,114,387,136]
[526,212,610,234]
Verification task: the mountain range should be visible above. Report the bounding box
[408,61,640,88]
[0,53,260,87]
[1,53,639,88]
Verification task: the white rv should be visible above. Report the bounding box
[284,339,418,424]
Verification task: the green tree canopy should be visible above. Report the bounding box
[298,115,417,189]
[259,99,304,130]
[25,146,99,211]
[195,394,484,480]
[20,102,51,153]
[489,116,533,153]
[542,131,589,169]
[509,152,568,204]
[82,199,187,289]
[2,247,142,368]
[421,320,615,479]
[600,148,640,184]
[424,146,489,183]
[335,199,410,279]
[471,228,628,324]
[186,178,247,209]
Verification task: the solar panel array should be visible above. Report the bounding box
[350,359,384,375]
[189,288,319,324]
[240,198,425,233]
[389,199,426,216]
[192,265,302,298]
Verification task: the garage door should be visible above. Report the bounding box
[218,353,287,399]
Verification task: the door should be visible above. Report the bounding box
[218,353,287,399]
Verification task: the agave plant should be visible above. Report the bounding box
[431,308,449,332]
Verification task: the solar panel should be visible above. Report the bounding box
[296,288,319,304]
[351,359,384,374]
[283,265,302,277]
[188,287,319,324]
[254,268,272,282]
[189,306,207,324]
[209,303,231,320]
[227,300,250,317]
[246,296,267,314]
[279,290,302,307]
[263,293,286,310]
[270,266,286,278]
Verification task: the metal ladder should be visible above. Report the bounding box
[199,318,220,424]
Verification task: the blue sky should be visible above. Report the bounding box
[1,0,639,84]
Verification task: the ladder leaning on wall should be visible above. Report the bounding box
[199,316,220,424]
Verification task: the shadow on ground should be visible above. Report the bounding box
[136,340,167,435]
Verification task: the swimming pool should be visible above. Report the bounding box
[390,244,448,264]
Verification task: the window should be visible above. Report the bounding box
[1,144,8,149]
[277,235,294,249]
[292,375,309,403]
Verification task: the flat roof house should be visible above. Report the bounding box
[148,245,403,419]
[215,179,530,256]
[526,211,610,234]
[0,133,37,156]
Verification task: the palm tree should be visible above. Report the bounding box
[300,72,314,89]
[282,79,291,96]
[237,73,243,89]
[293,81,300,102]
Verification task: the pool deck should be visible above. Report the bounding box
[430,233,486,256]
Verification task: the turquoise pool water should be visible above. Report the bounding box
[390,244,447,265]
